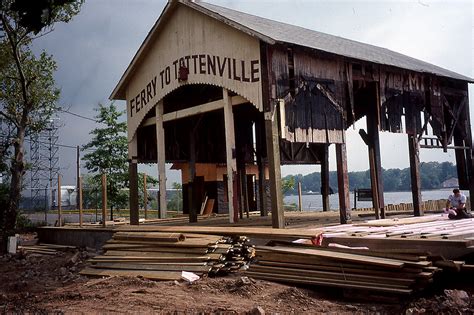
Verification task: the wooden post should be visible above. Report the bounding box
[223,88,236,223]
[155,101,167,219]
[256,116,267,216]
[366,109,385,219]
[321,144,330,212]
[79,176,83,227]
[297,181,302,211]
[336,142,351,224]
[408,134,423,216]
[129,161,139,225]
[101,173,107,228]
[188,128,197,223]
[57,174,61,227]
[143,173,148,219]
[264,101,285,228]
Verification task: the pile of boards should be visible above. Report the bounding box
[245,244,440,295]
[19,243,77,255]
[80,231,254,281]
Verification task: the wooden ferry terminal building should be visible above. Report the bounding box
[111,0,473,228]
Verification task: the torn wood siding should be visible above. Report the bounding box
[275,49,346,144]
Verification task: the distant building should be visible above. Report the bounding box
[442,178,458,188]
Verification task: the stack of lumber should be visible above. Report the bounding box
[19,243,77,255]
[246,245,439,295]
[80,232,254,280]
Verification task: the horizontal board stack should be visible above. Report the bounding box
[246,245,440,295]
[80,232,254,280]
[19,243,78,255]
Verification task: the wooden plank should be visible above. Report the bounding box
[116,225,322,239]
[257,260,434,279]
[257,246,405,268]
[249,264,415,286]
[92,263,211,273]
[203,199,215,215]
[113,232,186,242]
[80,268,184,281]
[245,271,413,294]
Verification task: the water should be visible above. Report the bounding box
[284,188,470,211]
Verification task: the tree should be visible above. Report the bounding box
[0,0,83,251]
[281,176,295,195]
[168,182,183,212]
[82,103,128,220]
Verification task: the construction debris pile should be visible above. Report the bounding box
[80,232,254,280]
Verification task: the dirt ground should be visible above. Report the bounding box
[1,240,473,314]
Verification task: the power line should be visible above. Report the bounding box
[58,108,98,122]
[23,138,94,151]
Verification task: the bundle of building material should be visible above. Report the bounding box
[19,243,78,255]
[246,245,440,295]
[80,231,254,280]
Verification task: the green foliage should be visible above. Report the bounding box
[283,162,458,195]
[1,0,82,251]
[82,103,128,212]
[7,0,83,34]
[167,182,183,212]
[281,176,295,195]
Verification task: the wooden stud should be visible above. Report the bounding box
[101,173,107,228]
[129,162,139,225]
[408,135,423,216]
[57,174,61,227]
[155,101,167,219]
[336,142,351,224]
[79,176,83,227]
[223,88,237,223]
[321,144,330,212]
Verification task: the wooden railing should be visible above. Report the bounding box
[353,198,470,213]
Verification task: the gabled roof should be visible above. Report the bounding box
[110,0,472,100]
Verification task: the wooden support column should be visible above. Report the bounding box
[255,116,267,216]
[101,173,107,227]
[223,88,237,223]
[188,130,197,223]
[321,144,330,212]
[297,181,303,211]
[366,110,385,219]
[129,161,139,225]
[462,94,474,208]
[155,101,167,219]
[264,101,285,228]
[336,142,351,224]
[408,134,423,216]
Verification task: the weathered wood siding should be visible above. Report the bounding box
[272,47,346,144]
[125,4,263,148]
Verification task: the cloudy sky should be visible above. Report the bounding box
[32,0,473,186]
